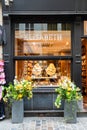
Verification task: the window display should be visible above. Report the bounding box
[14,23,72,87]
[15,60,71,87]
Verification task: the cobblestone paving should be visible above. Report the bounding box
[0,117,87,130]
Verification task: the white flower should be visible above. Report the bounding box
[71,82,75,90]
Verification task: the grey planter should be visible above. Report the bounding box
[77,99,83,111]
[5,102,11,119]
[64,100,77,123]
[12,99,24,123]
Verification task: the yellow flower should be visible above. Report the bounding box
[17,94,23,99]
[27,85,32,91]
[15,84,23,90]
[67,87,72,91]
[66,92,70,95]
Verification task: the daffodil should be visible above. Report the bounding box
[67,87,72,91]
[15,84,23,90]
[17,94,23,99]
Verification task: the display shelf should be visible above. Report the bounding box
[31,76,57,80]
[32,75,57,86]
[36,85,58,87]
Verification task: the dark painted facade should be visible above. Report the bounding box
[1,0,87,113]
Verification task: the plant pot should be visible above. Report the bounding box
[64,100,77,123]
[12,99,24,123]
[77,99,83,111]
[5,102,11,119]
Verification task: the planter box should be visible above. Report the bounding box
[5,102,11,119]
[12,100,24,123]
[64,100,77,123]
[77,99,83,111]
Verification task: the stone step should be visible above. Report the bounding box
[24,109,87,117]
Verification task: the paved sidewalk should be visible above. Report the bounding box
[0,117,87,130]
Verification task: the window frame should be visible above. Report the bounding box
[13,19,73,86]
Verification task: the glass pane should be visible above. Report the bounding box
[15,60,71,87]
[84,21,87,35]
[15,23,71,56]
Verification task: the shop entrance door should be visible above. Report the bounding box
[81,38,87,108]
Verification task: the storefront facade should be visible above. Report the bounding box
[2,0,87,113]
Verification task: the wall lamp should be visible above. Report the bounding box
[4,0,13,6]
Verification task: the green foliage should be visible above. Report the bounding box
[3,79,35,103]
[55,76,83,108]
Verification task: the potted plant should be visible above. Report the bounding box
[3,77,34,123]
[55,76,83,123]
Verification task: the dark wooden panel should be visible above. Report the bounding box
[33,93,53,110]
[3,0,76,11]
[24,98,33,110]
[2,0,87,14]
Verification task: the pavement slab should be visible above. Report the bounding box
[0,117,87,130]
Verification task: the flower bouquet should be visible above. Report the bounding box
[2,77,35,123]
[55,76,82,108]
[55,76,83,123]
[3,78,34,102]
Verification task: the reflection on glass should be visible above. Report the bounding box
[15,23,71,56]
[15,60,71,87]
[84,21,87,35]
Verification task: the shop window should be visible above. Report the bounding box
[15,60,71,87]
[15,23,71,56]
[14,23,72,87]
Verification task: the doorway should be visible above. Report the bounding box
[81,38,87,108]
